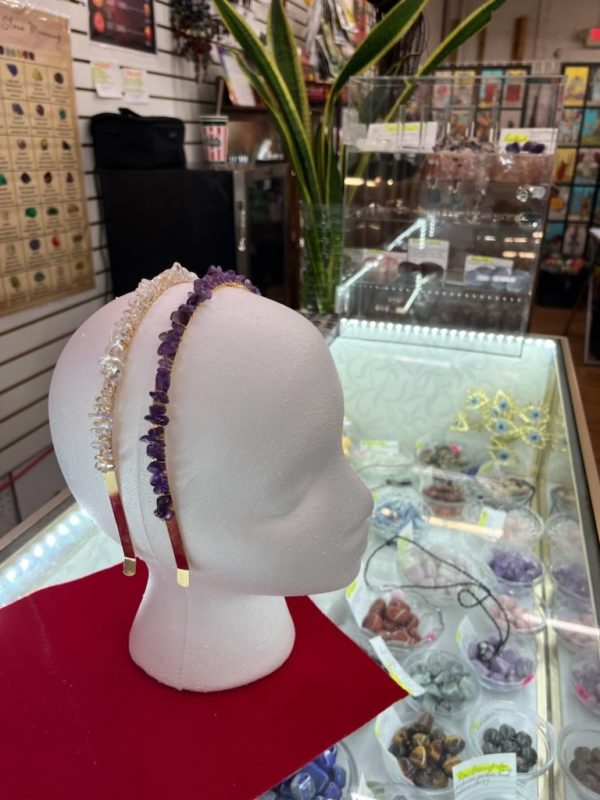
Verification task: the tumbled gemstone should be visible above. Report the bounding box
[170,305,194,326]
[150,474,169,494]
[146,442,165,461]
[149,391,168,404]
[155,369,171,392]
[159,329,181,343]
[158,340,178,357]
[144,413,169,425]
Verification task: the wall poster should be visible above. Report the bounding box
[0,2,94,316]
[90,0,156,53]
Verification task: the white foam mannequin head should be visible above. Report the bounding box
[49,281,373,691]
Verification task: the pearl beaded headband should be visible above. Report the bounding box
[92,263,197,576]
[142,266,260,587]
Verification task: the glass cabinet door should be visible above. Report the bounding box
[321,320,600,799]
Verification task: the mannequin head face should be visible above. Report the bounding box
[50,285,373,597]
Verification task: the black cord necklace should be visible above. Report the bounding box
[363,531,512,660]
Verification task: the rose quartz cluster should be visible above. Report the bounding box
[490,594,544,631]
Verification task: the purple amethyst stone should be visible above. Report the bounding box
[143,266,259,523]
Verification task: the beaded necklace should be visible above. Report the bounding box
[142,266,260,587]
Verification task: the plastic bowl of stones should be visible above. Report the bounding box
[475,468,535,509]
[500,507,544,546]
[551,484,577,515]
[414,438,478,474]
[398,533,494,606]
[558,724,600,799]
[486,545,544,595]
[457,615,536,692]
[488,591,546,637]
[371,489,423,542]
[350,444,413,490]
[571,652,600,717]
[420,479,466,519]
[551,560,591,605]
[549,599,598,652]
[403,649,480,718]
[467,700,556,781]
[376,708,470,797]
[546,512,582,554]
[257,741,357,800]
[358,589,444,655]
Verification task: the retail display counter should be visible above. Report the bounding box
[1,320,599,800]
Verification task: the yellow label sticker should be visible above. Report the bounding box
[456,763,513,779]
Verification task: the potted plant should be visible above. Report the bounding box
[212,0,507,313]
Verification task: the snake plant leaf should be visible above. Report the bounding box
[417,0,508,76]
[268,0,311,137]
[325,138,343,206]
[232,54,313,205]
[213,0,321,204]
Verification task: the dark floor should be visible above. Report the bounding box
[530,305,600,472]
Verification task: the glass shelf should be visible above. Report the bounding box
[340,75,563,334]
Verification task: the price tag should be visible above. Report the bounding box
[396,527,412,555]
[369,636,425,696]
[374,704,401,745]
[407,238,450,271]
[477,506,507,539]
[345,575,373,627]
[456,616,476,647]
[452,753,516,799]
[499,127,556,154]
[464,255,514,282]
[359,439,399,451]
[362,121,439,152]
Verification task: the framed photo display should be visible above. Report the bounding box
[542,63,600,268]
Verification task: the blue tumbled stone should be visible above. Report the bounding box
[303,763,328,793]
[315,746,337,770]
[278,781,293,799]
[290,772,316,800]
[330,765,346,788]
[322,782,342,800]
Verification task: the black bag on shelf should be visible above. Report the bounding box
[90,108,186,170]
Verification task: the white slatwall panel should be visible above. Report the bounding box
[0,0,219,489]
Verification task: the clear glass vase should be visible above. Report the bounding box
[299,203,344,315]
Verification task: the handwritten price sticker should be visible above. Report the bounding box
[499,127,556,154]
[453,754,516,799]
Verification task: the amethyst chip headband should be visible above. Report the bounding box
[142,265,260,588]
[92,264,197,576]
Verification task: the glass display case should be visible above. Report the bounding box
[1,321,599,800]
[338,75,563,333]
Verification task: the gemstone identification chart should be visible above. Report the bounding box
[0,2,93,316]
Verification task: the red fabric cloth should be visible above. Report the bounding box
[0,563,405,799]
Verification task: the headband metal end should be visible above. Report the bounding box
[177,569,190,588]
[123,557,137,576]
